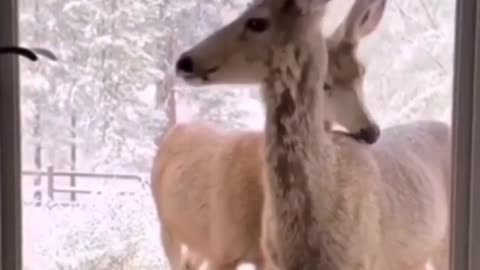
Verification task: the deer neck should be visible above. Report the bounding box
[262,36,334,205]
[260,35,336,268]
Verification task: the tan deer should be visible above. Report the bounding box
[174,0,451,270]
[151,2,386,270]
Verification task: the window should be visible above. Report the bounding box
[0,0,477,269]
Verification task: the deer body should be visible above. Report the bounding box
[369,121,451,270]
[262,119,451,270]
[152,123,266,270]
[370,121,450,269]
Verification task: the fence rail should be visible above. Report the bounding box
[23,166,145,206]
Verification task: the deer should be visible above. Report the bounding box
[174,0,451,270]
[151,1,387,270]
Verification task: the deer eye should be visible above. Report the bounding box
[245,18,269,32]
[324,83,333,91]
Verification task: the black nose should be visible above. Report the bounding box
[352,124,381,144]
[176,56,194,73]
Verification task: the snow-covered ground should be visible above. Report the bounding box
[22,183,168,270]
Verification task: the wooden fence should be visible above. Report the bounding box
[22,166,146,206]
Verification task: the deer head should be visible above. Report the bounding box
[323,0,386,143]
[176,0,386,144]
[176,0,331,85]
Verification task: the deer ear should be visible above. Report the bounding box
[344,0,386,41]
[356,0,386,37]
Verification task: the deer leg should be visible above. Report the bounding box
[411,260,437,270]
[182,249,205,270]
[252,257,267,270]
[161,226,183,270]
[207,260,238,270]
[429,235,450,270]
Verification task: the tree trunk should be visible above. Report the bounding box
[155,0,177,130]
[69,111,77,201]
[32,0,43,206]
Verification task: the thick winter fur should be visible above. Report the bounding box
[173,0,451,270]
[151,2,385,269]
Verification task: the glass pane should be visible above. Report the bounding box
[17,0,456,269]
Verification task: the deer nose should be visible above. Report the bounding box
[354,124,381,144]
[176,55,194,74]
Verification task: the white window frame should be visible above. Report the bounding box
[450,1,480,269]
[0,0,23,269]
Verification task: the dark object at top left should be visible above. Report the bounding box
[0,46,57,61]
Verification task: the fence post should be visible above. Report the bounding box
[33,173,42,207]
[47,166,54,201]
[70,173,76,202]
